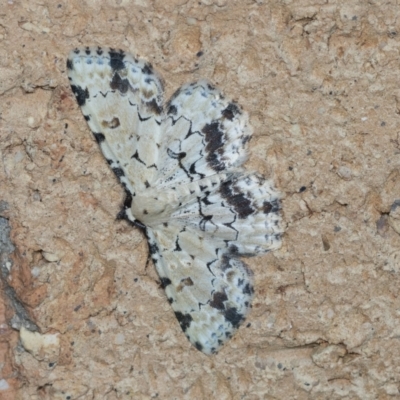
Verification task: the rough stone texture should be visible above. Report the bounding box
[0,0,400,399]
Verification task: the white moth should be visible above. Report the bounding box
[67,47,283,354]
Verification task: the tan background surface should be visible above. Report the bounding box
[1,0,400,399]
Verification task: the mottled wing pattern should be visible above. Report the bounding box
[146,173,281,354]
[67,47,164,197]
[146,226,255,354]
[152,81,251,188]
[67,46,283,355]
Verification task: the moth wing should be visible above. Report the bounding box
[67,47,164,194]
[152,81,252,187]
[146,172,282,353]
[147,226,254,354]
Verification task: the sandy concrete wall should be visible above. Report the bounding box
[1,1,400,399]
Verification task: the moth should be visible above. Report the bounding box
[67,47,282,354]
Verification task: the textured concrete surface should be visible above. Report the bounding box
[1,1,400,399]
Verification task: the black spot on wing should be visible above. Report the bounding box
[262,199,280,214]
[66,58,73,70]
[84,115,90,121]
[123,192,133,208]
[109,49,126,71]
[71,85,89,106]
[148,240,159,256]
[219,179,254,219]
[142,62,153,75]
[110,73,129,94]
[209,291,228,310]
[93,133,105,143]
[160,277,172,288]
[146,98,163,115]
[167,104,177,115]
[174,312,193,332]
[222,102,240,120]
[112,167,125,177]
[263,201,272,214]
[202,122,225,171]
[242,283,253,295]
[228,244,239,255]
[195,342,203,351]
[224,307,244,329]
